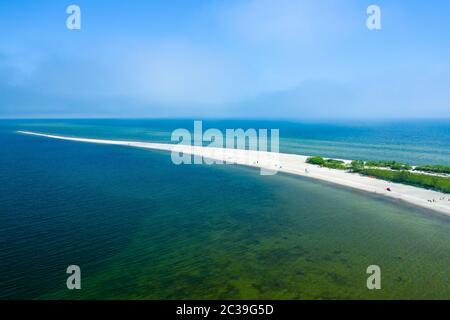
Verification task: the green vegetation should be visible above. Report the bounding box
[306,156,325,166]
[307,156,450,193]
[414,165,450,175]
[358,168,450,193]
[365,160,412,171]
[350,160,365,172]
[323,159,347,170]
[306,156,348,170]
[307,155,450,192]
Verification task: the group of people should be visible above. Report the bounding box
[427,197,448,203]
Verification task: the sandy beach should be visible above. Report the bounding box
[17,131,450,216]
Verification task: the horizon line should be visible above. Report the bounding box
[1,116,450,122]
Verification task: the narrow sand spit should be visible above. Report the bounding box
[17,131,450,216]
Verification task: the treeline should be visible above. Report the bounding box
[365,160,412,171]
[414,165,450,175]
[306,156,347,170]
[305,156,450,193]
[353,159,450,174]
[355,168,450,194]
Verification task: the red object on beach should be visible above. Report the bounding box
[386,187,392,192]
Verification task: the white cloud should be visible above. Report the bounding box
[219,0,354,47]
[1,0,450,118]
[123,41,255,105]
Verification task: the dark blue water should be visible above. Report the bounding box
[0,119,449,299]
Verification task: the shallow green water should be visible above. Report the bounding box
[0,120,449,299]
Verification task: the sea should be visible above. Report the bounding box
[0,119,449,299]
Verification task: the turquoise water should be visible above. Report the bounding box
[8,119,450,165]
[0,119,449,299]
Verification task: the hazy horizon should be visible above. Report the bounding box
[1,0,450,119]
[2,116,450,122]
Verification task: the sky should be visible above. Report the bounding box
[0,0,449,119]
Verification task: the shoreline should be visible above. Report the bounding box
[17,130,450,216]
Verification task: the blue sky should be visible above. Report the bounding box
[1,0,449,119]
